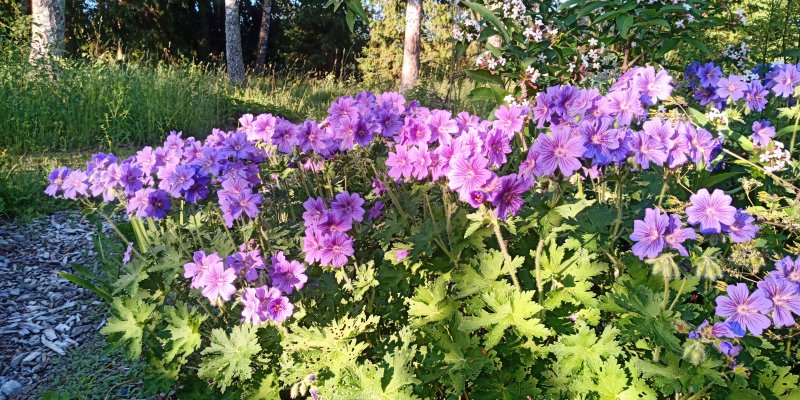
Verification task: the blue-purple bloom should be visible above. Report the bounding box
[686,189,737,234]
[531,129,586,177]
[757,275,800,328]
[491,174,529,220]
[715,283,772,336]
[723,210,760,243]
[751,120,775,147]
[269,251,308,295]
[630,208,670,260]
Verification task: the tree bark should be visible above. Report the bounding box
[254,0,272,73]
[400,0,422,93]
[29,0,65,63]
[224,0,245,84]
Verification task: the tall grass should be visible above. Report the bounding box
[0,57,354,153]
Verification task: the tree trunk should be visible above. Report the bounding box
[29,0,65,63]
[400,0,422,93]
[224,0,245,84]
[254,0,272,73]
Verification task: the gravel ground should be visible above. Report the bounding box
[0,211,110,399]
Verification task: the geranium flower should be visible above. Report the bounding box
[723,210,760,243]
[184,251,224,289]
[751,120,775,147]
[532,129,585,177]
[686,189,737,234]
[715,283,772,336]
[757,275,800,328]
[269,251,308,294]
[491,174,529,220]
[775,256,800,284]
[633,66,673,105]
[331,191,365,223]
[303,196,328,228]
[319,232,354,268]
[447,155,493,200]
[716,75,746,101]
[630,208,670,260]
[200,261,237,303]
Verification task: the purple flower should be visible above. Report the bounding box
[745,81,768,112]
[686,189,737,234]
[775,257,800,284]
[427,110,458,142]
[717,341,742,357]
[395,249,410,261]
[467,190,487,208]
[266,295,294,322]
[580,117,620,165]
[485,129,512,167]
[518,147,540,184]
[387,145,413,180]
[122,243,133,265]
[630,208,670,260]
[447,155,493,200]
[240,286,279,325]
[493,105,526,134]
[164,165,195,198]
[628,130,667,169]
[716,75,746,101]
[715,283,773,336]
[144,189,171,219]
[319,211,353,234]
[751,120,775,147]
[184,251,224,289]
[319,232,354,268]
[697,62,722,88]
[372,178,386,195]
[45,167,72,197]
[491,174,529,220]
[723,210,760,243]
[62,170,89,199]
[400,119,432,146]
[302,228,324,264]
[663,214,697,257]
[600,89,644,126]
[772,64,800,98]
[200,261,237,303]
[408,145,431,180]
[686,126,716,166]
[303,196,328,228]
[227,249,266,282]
[633,66,673,105]
[367,201,385,220]
[269,252,308,294]
[220,190,261,227]
[712,321,745,338]
[531,129,585,177]
[757,275,800,328]
[331,191,365,223]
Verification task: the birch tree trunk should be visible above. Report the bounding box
[224,0,245,84]
[29,0,65,63]
[400,0,422,93]
[254,0,272,73]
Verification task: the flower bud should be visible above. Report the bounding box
[682,340,707,366]
[646,253,680,280]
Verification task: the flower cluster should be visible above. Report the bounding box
[630,189,759,260]
[686,60,800,113]
[183,243,307,324]
[301,192,368,269]
[710,260,800,340]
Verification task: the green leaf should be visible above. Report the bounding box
[684,37,711,56]
[406,276,460,327]
[549,322,622,375]
[616,15,634,38]
[551,199,596,220]
[758,362,800,397]
[462,1,510,42]
[465,69,504,85]
[100,296,158,359]
[468,87,496,101]
[454,250,521,299]
[198,325,262,392]
[57,271,112,303]
[459,290,550,348]
[163,302,207,363]
[113,259,148,296]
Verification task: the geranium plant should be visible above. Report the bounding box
[48,60,800,398]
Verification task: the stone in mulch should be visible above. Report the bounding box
[0,211,110,398]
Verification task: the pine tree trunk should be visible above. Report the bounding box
[254,0,272,73]
[29,0,65,63]
[400,0,422,93]
[224,0,245,84]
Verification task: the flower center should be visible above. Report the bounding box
[736,303,755,314]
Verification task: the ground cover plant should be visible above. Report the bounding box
[44,51,800,398]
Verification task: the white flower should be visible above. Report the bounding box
[503,95,516,104]
[588,38,599,47]
[676,19,685,28]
